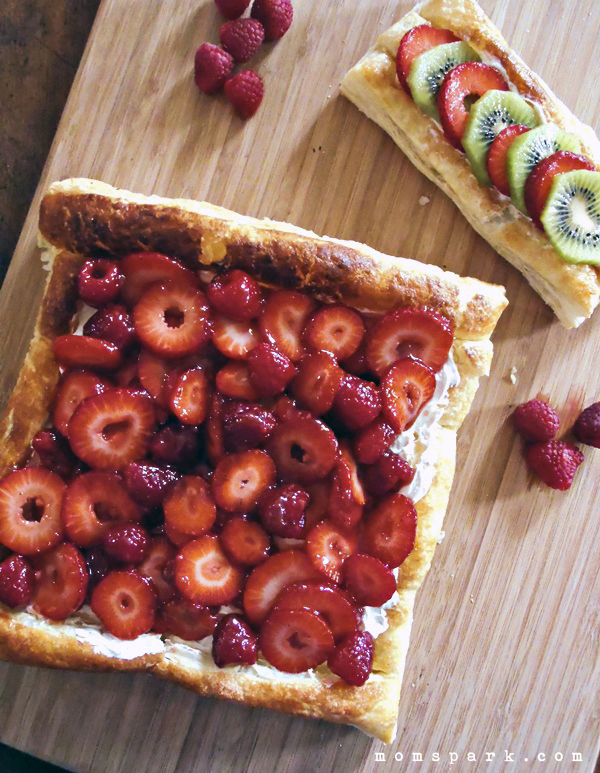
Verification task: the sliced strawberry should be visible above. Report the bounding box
[290,351,343,415]
[247,341,297,396]
[243,549,322,624]
[133,280,211,358]
[327,631,374,686]
[438,62,508,149]
[0,468,64,555]
[174,535,243,605]
[333,374,382,431]
[170,368,210,425]
[396,24,459,95]
[212,316,260,359]
[486,124,531,196]
[164,521,194,548]
[259,608,334,673]
[211,450,276,512]
[215,361,261,400]
[121,252,196,306]
[53,335,121,371]
[32,543,88,621]
[68,389,155,471]
[340,339,369,377]
[220,517,270,566]
[362,493,417,568]
[53,370,110,437]
[206,269,263,321]
[163,476,217,536]
[154,597,217,641]
[274,582,360,643]
[303,305,365,361]
[91,570,157,639]
[343,554,396,607]
[137,351,174,405]
[138,536,177,602]
[304,479,331,531]
[61,471,140,548]
[306,520,358,584]
[259,290,315,361]
[328,444,365,530]
[31,429,78,480]
[353,418,396,465]
[524,151,596,228]
[206,393,226,466]
[363,451,415,496]
[382,356,436,433]
[0,555,36,608]
[366,307,453,376]
[267,413,338,484]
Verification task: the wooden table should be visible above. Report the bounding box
[0,1,599,771]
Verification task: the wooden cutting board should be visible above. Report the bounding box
[0,1,599,770]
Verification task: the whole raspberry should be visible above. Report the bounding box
[251,0,293,41]
[215,0,251,20]
[220,19,265,63]
[525,440,584,491]
[573,402,600,448]
[224,70,264,118]
[512,399,560,442]
[194,43,234,94]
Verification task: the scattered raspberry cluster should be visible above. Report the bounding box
[512,398,600,490]
[194,0,293,119]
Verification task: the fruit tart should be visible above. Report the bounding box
[341,0,600,328]
[0,179,507,742]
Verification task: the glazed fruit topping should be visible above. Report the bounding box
[396,24,459,95]
[259,608,333,673]
[91,570,156,639]
[222,401,276,451]
[212,449,276,512]
[247,341,297,396]
[267,413,338,483]
[206,270,263,320]
[220,518,270,566]
[363,451,415,497]
[333,374,382,431]
[352,419,396,465]
[170,368,210,425]
[175,535,243,605]
[328,444,365,530]
[155,597,217,642]
[0,555,35,608]
[213,316,260,359]
[291,352,342,415]
[78,259,125,308]
[53,335,121,371]
[257,483,309,538]
[362,493,417,569]
[343,554,396,607]
[306,520,358,584]
[382,356,436,433]
[512,399,560,443]
[486,125,530,196]
[216,361,261,400]
[212,613,258,667]
[83,305,136,352]
[33,543,88,621]
[303,305,365,361]
[103,523,151,565]
[138,537,176,602]
[273,582,360,643]
[327,631,374,687]
[123,462,180,509]
[32,430,78,479]
[259,290,315,362]
[164,476,217,536]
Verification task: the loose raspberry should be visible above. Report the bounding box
[123,462,180,509]
[103,523,150,565]
[258,483,309,538]
[175,535,243,605]
[91,570,157,639]
[32,543,88,621]
[525,440,584,491]
[222,401,277,451]
[0,555,36,608]
[573,402,600,448]
[77,259,125,307]
[512,399,560,443]
[274,582,360,643]
[306,520,357,584]
[163,476,217,536]
[206,270,263,321]
[155,597,217,641]
[343,554,396,607]
[215,0,251,20]
[247,341,297,396]
[220,517,270,566]
[327,631,374,686]
[220,19,265,63]
[251,0,293,42]
[260,608,333,673]
[212,450,276,512]
[194,43,234,95]
[225,70,264,119]
[213,613,259,666]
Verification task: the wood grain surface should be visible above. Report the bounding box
[0,1,599,771]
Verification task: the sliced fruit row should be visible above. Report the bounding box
[397,23,600,266]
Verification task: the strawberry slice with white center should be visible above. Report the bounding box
[259,608,334,673]
[138,536,177,602]
[212,315,260,359]
[267,413,338,484]
[163,476,217,536]
[53,370,110,436]
[273,582,360,643]
[259,290,315,361]
[396,24,459,95]
[215,362,261,400]
[290,351,342,415]
[243,549,322,624]
[303,305,365,361]
[220,517,270,567]
[121,252,197,307]
[366,307,453,376]
[174,535,243,605]
[61,471,140,548]
[91,570,157,639]
[211,450,276,512]
[137,350,175,405]
[32,543,88,621]
[362,493,417,569]
[382,356,436,433]
[343,553,396,607]
[153,597,217,641]
[328,444,365,530]
[306,520,358,584]
[53,335,121,371]
[170,368,210,425]
[0,467,64,555]
[68,389,155,471]
[133,280,211,358]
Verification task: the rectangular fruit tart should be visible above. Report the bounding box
[341,0,600,328]
[0,179,507,742]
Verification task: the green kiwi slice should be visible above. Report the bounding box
[540,169,600,265]
[462,91,538,185]
[507,125,581,212]
[407,41,480,119]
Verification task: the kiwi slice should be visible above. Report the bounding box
[507,125,581,212]
[407,41,480,119]
[462,91,538,184]
[540,169,600,265]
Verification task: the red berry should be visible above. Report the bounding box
[213,613,258,666]
[525,440,584,491]
[220,518,270,566]
[222,401,276,451]
[215,0,251,20]
[251,0,293,41]
[170,368,211,425]
[103,523,150,565]
[220,19,265,63]
[340,340,369,377]
[212,450,276,512]
[216,361,261,400]
[486,125,530,196]
[333,374,382,431]
[247,341,297,396]
[306,520,357,584]
[382,356,436,433]
[91,570,157,639]
[438,62,508,149]
[155,597,217,641]
[303,305,365,361]
[0,467,64,555]
[0,555,36,608]
[363,451,415,496]
[206,394,226,467]
[212,316,260,359]
[260,608,333,673]
[207,270,263,320]
[274,582,360,643]
[362,493,417,568]
[257,483,309,538]
[343,554,396,607]
[175,535,243,605]
[259,290,315,361]
[573,402,600,448]
[150,423,199,465]
[138,536,177,602]
[84,547,110,590]
[194,43,235,95]
[327,631,374,686]
[352,419,396,465]
[121,252,196,307]
[53,335,121,371]
[512,399,560,443]
[123,462,180,509]
[163,476,217,536]
[77,259,125,307]
[53,370,110,437]
[396,24,459,95]
[31,429,78,478]
[267,413,338,484]
[83,304,136,352]
[224,70,264,119]
[328,444,365,529]
[304,479,330,531]
[32,543,88,621]
[290,351,343,415]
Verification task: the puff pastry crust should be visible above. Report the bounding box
[340,0,600,328]
[0,179,507,742]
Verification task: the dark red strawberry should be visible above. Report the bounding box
[396,24,459,95]
[77,259,125,307]
[267,413,338,484]
[247,342,297,396]
[212,450,276,512]
[306,520,358,584]
[170,368,210,425]
[53,335,121,371]
[327,631,374,686]
[274,582,360,643]
[363,451,415,496]
[121,252,196,306]
[164,476,217,536]
[328,444,365,529]
[31,430,78,479]
[206,270,263,320]
[91,570,157,639]
[290,351,343,415]
[525,151,596,228]
[150,423,199,465]
[259,608,333,673]
[174,535,243,605]
[123,462,180,509]
[0,555,36,608]
[487,124,531,196]
[212,613,258,666]
[257,483,309,538]
[206,394,226,467]
[303,305,365,361]
[381,356,436,433]
[103,523,150,565]
[32,543,88,621]
[333,374,382,431]
[343,554,396,607]
[222,401,277,451]
[220,518,270,566]
[259,290,315,361]
[138,536,177,602]
[216,361,261,400]
[362,493,417,568]
[155,597,217,641]
[83,304,137,352]
[352,419,396,465]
